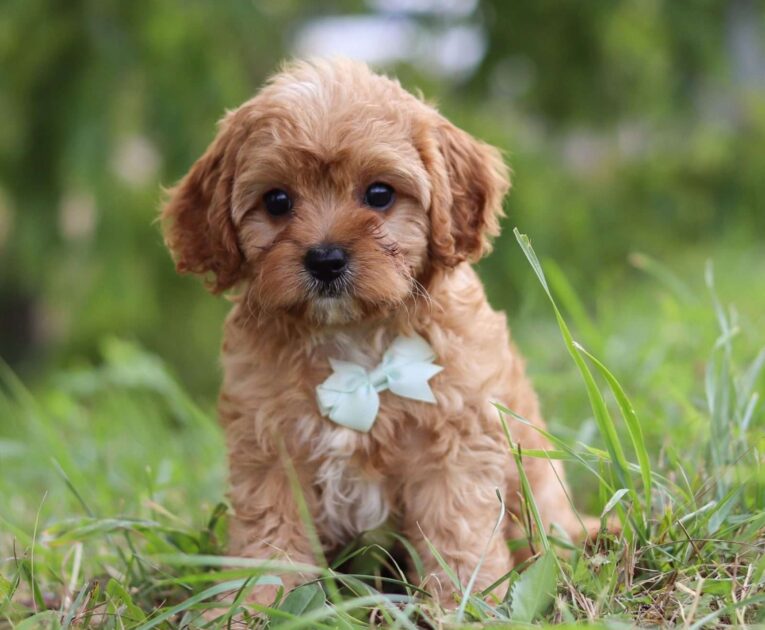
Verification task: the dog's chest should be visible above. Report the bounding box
[304,333,397,542]
[314,330,386,369]
[305,423,390,544]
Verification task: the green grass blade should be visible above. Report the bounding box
[689,593,765,630]
[151,553,324,576]
[508,552,558,623]
[493,402,616,492]
[544,258,603,354]
[134,578,257,630]
[274,594,415,630]
[514,228,642,535]
[498,410,551,553]
[575,342,653,509]
[61,582,92,629]
[600,488,629,519]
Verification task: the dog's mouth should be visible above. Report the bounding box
[306,272,353,300]
[299,273,355,323]
[315,281,345,298]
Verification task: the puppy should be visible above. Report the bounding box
[161,58,589,604]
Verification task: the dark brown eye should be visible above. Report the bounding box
[263,189,292,216]
[364,183,395,210]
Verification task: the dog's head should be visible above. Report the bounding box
[161,59,509,325]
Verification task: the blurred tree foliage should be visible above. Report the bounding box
[0,0,764,394]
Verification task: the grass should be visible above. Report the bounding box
[1,233,764,628]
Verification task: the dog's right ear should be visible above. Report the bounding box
[161,113,245,293]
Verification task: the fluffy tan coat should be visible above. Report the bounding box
[161,58,590,604]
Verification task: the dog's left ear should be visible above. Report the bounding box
[422,119,510,267]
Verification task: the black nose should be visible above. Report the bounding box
[304,245,349,283]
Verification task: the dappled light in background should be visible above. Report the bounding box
[293,2,486,79]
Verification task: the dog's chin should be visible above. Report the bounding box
[304,287,410,327]
[306,295,361,325]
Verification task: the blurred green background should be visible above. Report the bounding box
[1,0,764,398]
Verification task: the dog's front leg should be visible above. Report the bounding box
[400,447,512,606]
[226,458,319,605]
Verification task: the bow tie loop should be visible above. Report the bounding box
[316,334,442,432]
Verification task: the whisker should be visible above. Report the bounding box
[408,271,437,317]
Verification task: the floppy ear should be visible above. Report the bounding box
[160,113,245,293]
[424,119,510,267]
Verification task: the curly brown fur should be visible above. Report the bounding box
[161,58,596,605]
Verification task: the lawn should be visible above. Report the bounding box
[1,233,763,628]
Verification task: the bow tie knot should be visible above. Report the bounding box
[316,334,442,432]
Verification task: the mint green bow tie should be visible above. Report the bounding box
[316,334,443,432]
